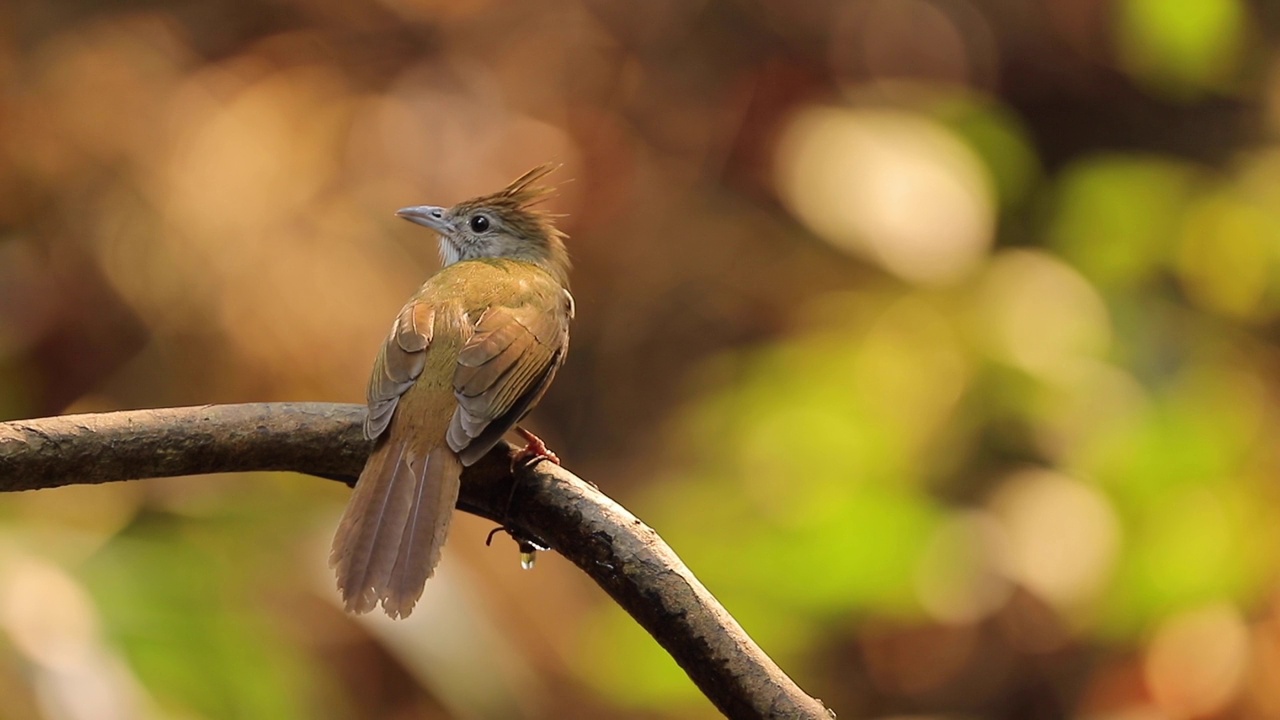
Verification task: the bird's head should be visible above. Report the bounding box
[396,164,569,285]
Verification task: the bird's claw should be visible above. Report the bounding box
[512,427,560,470]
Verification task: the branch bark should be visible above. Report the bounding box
[0,402,833,720]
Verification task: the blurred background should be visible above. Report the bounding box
[3,0,1280,718]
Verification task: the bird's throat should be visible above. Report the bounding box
[438,239,462,268]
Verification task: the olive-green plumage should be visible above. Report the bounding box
[330,166,572,619]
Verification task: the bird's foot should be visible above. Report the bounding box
[512,426,560,469]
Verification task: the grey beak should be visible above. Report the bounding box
[395,205,449,233]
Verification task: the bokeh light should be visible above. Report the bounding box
[974,249,1111,381]
[5,0,1280,718]
[775,105,995,285]
[988,468,1120,613]
[1144,603,1249,716]
[1116,0,1247,98]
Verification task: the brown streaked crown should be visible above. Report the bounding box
[453,164,568,249]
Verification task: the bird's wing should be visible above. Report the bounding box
[448,292,572,466]
[365,301,436,440]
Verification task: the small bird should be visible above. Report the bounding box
[330,165,573,619]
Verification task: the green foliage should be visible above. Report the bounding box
[1117,0,1247,97]
[1048,156,1197,289]
[81,513,323,720]
[586,127,1280,707]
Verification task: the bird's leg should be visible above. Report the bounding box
[499,427,561,569]
[486,450,554,570]
[512,426,560,469]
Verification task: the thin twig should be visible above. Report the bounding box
[0,403,834,719]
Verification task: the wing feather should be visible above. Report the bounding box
[447,299,570,464]
[365,303,435,440]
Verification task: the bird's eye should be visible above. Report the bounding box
[469,215,490,233]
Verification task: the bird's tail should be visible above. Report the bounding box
[329,438,462,619]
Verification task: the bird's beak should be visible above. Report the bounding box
[395,205,450,233]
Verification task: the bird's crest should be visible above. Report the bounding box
[498,163,561,209]
[450,163,571,284]
[454,164,565,238]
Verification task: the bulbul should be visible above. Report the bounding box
[330,165,573,619]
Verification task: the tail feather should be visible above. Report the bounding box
[330,439,460,617]
[382,447,462,618]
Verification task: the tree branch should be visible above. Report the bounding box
[0,403,833,720]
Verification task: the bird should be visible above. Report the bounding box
[330,164,574,619]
